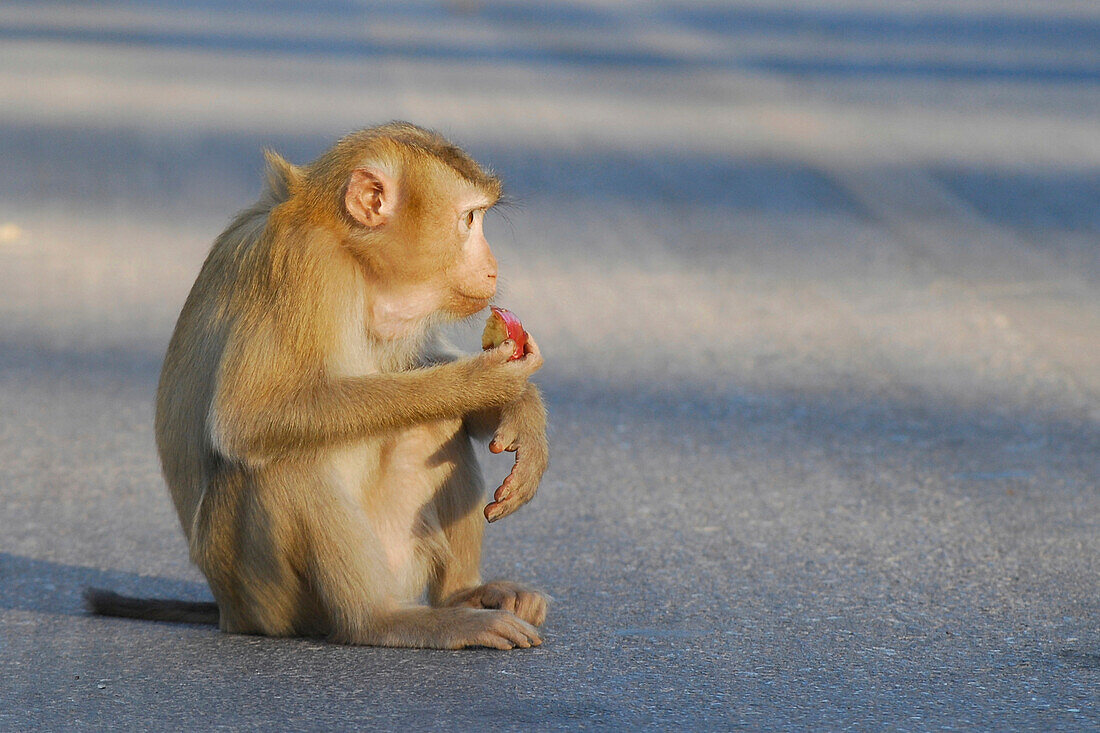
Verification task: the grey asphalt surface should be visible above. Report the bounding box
[1,1,1098,730]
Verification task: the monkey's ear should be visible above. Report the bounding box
[345,167,397,228]
[263,149,303,198]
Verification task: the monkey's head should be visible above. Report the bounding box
[306,123,504,327]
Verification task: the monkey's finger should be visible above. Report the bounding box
[484,499,513,522]
[514,592,548,627]
[484,494,522,522]
[486,456,545,521]
[490,434,519,453]
[522,335,542,360]
[502,634,530,650]
[482,611,541,647]
[480,340,517,366]
[492,465,517,503]
[498,615,542,647]
[501,450,544,501]
[489,436,518,454]
[485,492,528,522]
[472,632,517,650]
[531,600,548,627]
[511,337,544,374]
[478,630,528,650]
[489,425,520,453]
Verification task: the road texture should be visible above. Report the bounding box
[0,1,1097,729]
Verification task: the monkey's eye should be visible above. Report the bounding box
[464,210,476,229]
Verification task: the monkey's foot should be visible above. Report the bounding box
[444,581,549,626]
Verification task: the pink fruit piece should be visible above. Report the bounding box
[482,306,528,360]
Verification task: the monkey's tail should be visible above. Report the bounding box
[83,587,220,626]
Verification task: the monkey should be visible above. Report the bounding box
[84,122,551,650]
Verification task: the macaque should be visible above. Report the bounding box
[85,122,551,649]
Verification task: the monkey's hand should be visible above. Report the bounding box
[443,581,550,627]
[461,336,543,412]
[484,344,548,522]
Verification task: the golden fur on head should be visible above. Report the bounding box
[283,122,503,234]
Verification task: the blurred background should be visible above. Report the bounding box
[1,1,1097,729]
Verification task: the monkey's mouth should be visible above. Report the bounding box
[455,287,495,305]
[451,292,493,317]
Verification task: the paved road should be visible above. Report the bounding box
[1,1,1097,729]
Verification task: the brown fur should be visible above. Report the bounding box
[85,123,550,649]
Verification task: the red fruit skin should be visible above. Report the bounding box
[488,306,528,360]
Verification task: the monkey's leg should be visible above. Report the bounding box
[428,445,487,604]
[428,445,549,628]
[191,470,322,637]
[294,473,541,650]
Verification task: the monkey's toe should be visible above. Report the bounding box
[455,582,549,628]
[513,591,549,627]
[456,609,541,649]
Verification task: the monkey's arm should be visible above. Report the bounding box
[210,338,533,463]
[463,382,540,440]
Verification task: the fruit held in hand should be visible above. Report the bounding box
[482,306,528,360]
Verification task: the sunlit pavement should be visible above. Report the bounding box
[1,2,1097,729]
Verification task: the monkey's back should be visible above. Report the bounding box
[155,196,279,541]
